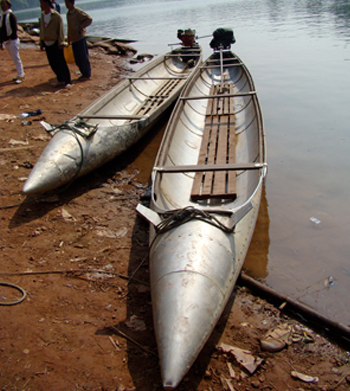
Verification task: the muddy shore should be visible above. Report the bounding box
[0,44,349,391]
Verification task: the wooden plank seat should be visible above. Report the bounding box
[191,84,237,201]
[135,78,183,116]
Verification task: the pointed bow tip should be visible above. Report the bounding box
[22,176,58,194]
[160,361,189,390]
[163,380,180,390]
[22,180,40,195]
[163,386,175,390]
[22,182,33,195]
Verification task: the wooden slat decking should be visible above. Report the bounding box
[135,78,183,116]
[191,84,237,201]
[82,77,185,122]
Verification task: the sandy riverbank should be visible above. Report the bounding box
[0,45,349,391]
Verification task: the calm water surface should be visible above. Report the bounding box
[17,0,350,325]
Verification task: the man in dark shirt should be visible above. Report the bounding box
[0,0,25,83]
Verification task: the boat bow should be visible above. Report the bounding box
[142,28,267,388]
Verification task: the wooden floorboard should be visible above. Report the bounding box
[228,114,237,195]
[212,115,228,197]
[191,83,237,201]
[135,79,181,116]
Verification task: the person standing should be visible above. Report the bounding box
[65,0,92,81]
[39,0,71,88]
[0,0,25,83]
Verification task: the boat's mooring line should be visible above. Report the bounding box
[155,206,233,235]
[107,322,158,357]
[44,120,98,138]
[0,194,49,209]
[128,206,233,285]
[0,268,146,283]
[0,282,26,306]
[1,121,99,209]
[43,120,98,192]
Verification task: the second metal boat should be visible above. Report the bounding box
[23,31,202,194]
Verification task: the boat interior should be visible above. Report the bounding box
[151,49,266,214]
[77,46,202,125]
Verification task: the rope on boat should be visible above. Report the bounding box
[44,120,98,191]
[44,120,98,139]
[155,206,234,235]
[0,121,98,209]
[141,206,232,283]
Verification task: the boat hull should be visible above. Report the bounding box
[23,115,151,194]
[23,46,202,194]
[146,48,267,388]
[150,189,262,388]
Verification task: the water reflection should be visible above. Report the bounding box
[330,0,350,39]
[243,186,270,280]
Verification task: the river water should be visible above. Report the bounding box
[17,0,350,326]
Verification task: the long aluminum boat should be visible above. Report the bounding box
[137,28,267,389]
[23,41,202,194]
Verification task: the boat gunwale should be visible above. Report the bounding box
[78,45,203,119]
[150,49,267,215]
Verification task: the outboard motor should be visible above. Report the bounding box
[210,27,236,50]
[177,28,196,47]
[176,28,200,67]
[209,28,237,92]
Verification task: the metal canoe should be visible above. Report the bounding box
[22,45,202,194]
[142,47,267,389]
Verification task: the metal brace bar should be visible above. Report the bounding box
[78,114,145,120]
[180,91,256,101]
[164,53,201,58]
[200,63,243,69]
[154,162,266,173]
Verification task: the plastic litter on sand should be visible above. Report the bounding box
[19,109,42,119]
[310,217,321,224]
